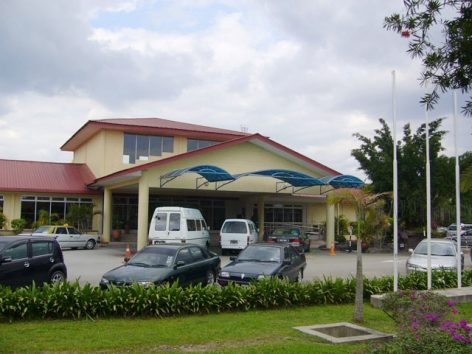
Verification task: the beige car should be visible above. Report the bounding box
[31,225,98,250]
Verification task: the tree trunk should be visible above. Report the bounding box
[353,238,364,323]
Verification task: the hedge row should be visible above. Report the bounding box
[1,269,471,321]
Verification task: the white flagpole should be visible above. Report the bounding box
[425,97,432,290]
[392,70,399,292]
[454,91,462,288]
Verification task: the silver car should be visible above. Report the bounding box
[31,225,98,250]
[406,239,463,273]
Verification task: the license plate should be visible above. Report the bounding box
[153,240,165,244]
[230,240,238,244]
[279,239,287,242]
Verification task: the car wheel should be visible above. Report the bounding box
[296,269,303,282]
[50,270,66,284]
[206,270,216,285]
[85,239,96,250]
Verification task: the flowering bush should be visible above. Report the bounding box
[369,290,472,353]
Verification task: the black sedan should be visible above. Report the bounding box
[100,244,220,288]
[217,243,306,286]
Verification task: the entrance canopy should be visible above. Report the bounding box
[160,165,364,193]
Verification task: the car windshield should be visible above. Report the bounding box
[238,245,281,262]
[414,242,455,256]
[127,247,177,268]
[33,226,50,234]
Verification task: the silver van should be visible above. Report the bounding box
[148,207,210,248]
[220,219,258,254]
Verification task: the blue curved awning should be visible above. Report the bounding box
[162,165,235,182]
[320,175,364,189]
[234,169,325,187]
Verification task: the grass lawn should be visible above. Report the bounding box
[1,303,472,353]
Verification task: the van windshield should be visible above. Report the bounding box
[222,221,247,234]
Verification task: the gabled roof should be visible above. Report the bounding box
[61,117,249,151]
[0,159,97,194]
[92,133,341,187]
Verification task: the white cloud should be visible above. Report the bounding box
[0,0,470,177]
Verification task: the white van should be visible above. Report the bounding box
[220,219,258,253]
[148,207,210,248]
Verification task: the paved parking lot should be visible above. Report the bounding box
[63,243,472,286]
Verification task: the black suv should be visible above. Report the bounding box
[0,236,67,288]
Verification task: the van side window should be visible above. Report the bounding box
[196,219,202,231]
[187,219,196,231]
[201,219,208,230]
[155,213,167,231]
[249,223,255,233]
[169,213,181,231]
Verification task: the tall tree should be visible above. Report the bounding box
[385,0,472,116]
[352,118,449,226]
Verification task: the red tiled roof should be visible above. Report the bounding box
[61,117,249,151]
[93,133,340,185]
[0,160,97,194]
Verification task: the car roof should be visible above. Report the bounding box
[0,235,58,244]
[250,242,288,249]
[145,243,199,250]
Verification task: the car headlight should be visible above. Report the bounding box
[220,271,230,278]
[100,277,109,285]
[257,274,267,280]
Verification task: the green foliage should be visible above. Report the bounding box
[10,218,26,234]
[0,210,7,229]
[2,270,472,322]
[66,204,93,231]
[384,0,472,117]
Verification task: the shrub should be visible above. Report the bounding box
[10,219,26,234]
[0,211,7,229]
[369,290,472,353]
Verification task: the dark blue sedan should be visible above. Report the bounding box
[100,244,220,288]
[217,243,306,285]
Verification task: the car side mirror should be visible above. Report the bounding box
[408,248,414,254]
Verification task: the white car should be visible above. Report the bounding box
[31,225,98,250]
[406,239,463,273]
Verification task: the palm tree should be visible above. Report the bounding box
[327,188,390,323]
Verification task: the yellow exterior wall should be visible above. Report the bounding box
[73,130,187,179]
[145,142,325,194]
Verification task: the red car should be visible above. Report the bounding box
[267,228,311,253]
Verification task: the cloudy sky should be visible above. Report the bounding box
[0,0,470,180]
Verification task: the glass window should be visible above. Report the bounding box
[149,136,162,156]
[187,219,196,231]
[4,243,28,260]
[169,213,180,231]
[189,246,205,261]
[176,248,193,264]
[67,227,80,235]
[31,242,53,257]
[136,135,149,160]
[56,227,67,234]
[196,219,202,231]
[187,139,218,152]
[154,213,167,231]
[162,137,174,153]
[222,221,247,234]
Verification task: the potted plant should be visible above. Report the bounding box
[111,219,124,240]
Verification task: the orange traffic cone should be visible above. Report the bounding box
[329,242,336,256]
[124,244,132,262]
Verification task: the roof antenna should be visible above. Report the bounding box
[240,125,248,133]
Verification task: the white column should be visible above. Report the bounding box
[102,187,112,244]
[137,174,150,251]
[257,195,265,241]
[326,203,335,248]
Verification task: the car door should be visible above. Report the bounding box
[173,247,197,286]
[0,240,30,288]
[54,227,69,248]
[188,246,209,284]
[28,240,55,284]
[279,246,300,281]
[66,227,83,248]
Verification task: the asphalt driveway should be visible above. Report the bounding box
[62,243,472,286]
